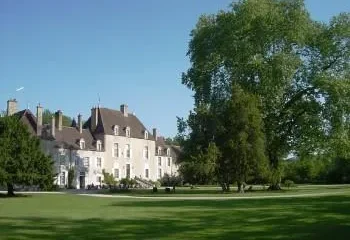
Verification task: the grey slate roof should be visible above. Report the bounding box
[84,107,155,140]
[13,109,97,150]
[12,107,181,158]
[53,127,96,150]
[14,109,37,136]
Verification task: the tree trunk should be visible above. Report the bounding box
[237,181,245,193]
[268,184,282,190]
[7,183,15,196]
[221,182,230,192]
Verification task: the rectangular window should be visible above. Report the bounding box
[60,172,66,185]
[75,156,79,166]
[114,169,119,178]
[158,157,162,166]
[60,155,65,165]
[113,143,119,157]
[97,176,101,183]
[126,164,131,178]
[83,157,89,167]
[126,144,131,158]
[97,157,102,168]
[144,146,149,159]
[145,169,149,178]
[158,168,162,179]
[167,157,171,167]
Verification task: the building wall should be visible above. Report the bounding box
[104,134,157,181]
[40,135,179,189]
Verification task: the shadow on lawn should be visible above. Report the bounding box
[1,196,350,240]
[0,193,31,198]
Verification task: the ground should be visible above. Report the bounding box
[0,185,350,240]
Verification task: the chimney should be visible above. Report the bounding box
[51,115,55,137]
[153,128,158,140]
[6,99,17,116]
[91,107,98,132]
[36,103,43,136]
[120,104,128,117]
[78,114,83,134]
[55,110,62,131]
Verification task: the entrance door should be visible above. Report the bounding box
[79,172,85,189]
[126,164,130,178]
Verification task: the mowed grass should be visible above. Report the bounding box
[103,184,350,197]
[0,187,350,240]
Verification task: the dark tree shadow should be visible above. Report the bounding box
[0,193,31,198]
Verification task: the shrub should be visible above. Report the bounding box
[154,181,161,188]
[284,180,295,189]
[165,187,171,193]
[152,187,158,193]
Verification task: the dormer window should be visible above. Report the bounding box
[97,140,102,151]
[126,127,130,138]
[113,125,119,136]
[167,148,170,156]
[157,147,162,155]
[80,139,85,150]
[144,131,148,139]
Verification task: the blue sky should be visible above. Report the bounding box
[1,0,349,137]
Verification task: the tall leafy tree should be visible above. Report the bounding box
[179,0,350,189]
[217,85,267,191]
[0,116,54,195]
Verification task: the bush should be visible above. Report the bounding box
[165,187,171,193]
[154,181,161,188]
[284,180,295,189]
[159,173,183,187]
[152,187,158,193]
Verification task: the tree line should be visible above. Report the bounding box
[177,0,350,191]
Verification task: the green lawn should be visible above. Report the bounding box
[101,184,350,197]
[1,187,350,239]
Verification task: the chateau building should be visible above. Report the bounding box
[5,99,180,189]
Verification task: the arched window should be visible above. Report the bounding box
[126,127,131,137]
[157,147,162,156]
[80,139,85,150]
[96,140,102,151]
[113,125,119,136]
[144,131,148,139]
[166,148,170,156]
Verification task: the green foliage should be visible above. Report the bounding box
[67,168,75,189]
[284,180,295,189]
[165,137,181,146]
[281,155,350,184]
[159,173,183,187]
[42,109,73,127]
[0,116,55,195]
[178,0,350,189]
[326,157,350,184]
[102,169,117,188]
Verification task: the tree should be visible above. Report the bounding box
[102,169,116,188]
[217,85,268,192]
[0,115,55,196]
[42,109,73,126]
[179,0,350,189]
